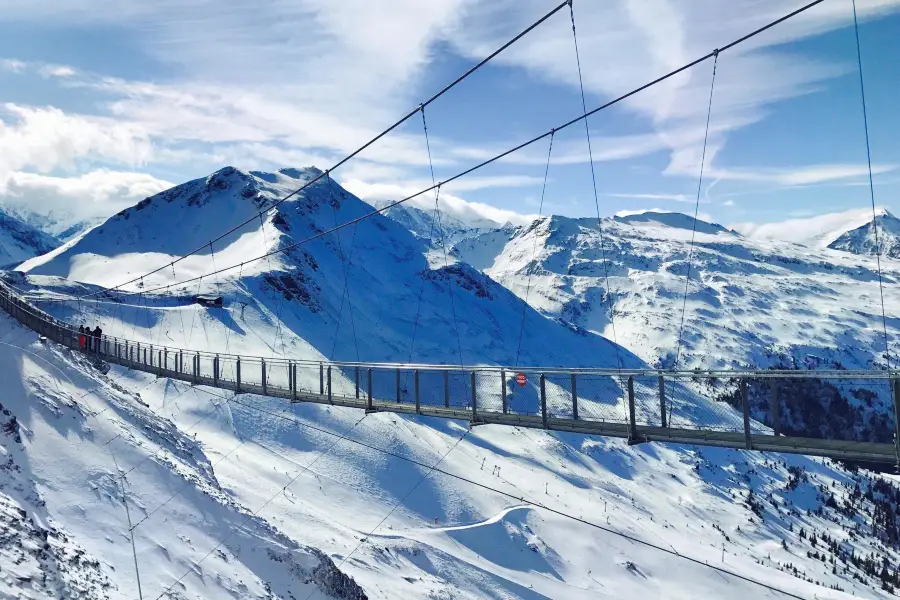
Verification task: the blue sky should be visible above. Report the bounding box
[0,0,898,239]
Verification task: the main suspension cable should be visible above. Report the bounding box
[674,51,719,370]
[74,1,573,301]
[72,0,829,304]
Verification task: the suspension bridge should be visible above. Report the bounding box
[2,0,899,473]
[3,282,898,466]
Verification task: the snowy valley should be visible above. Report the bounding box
[0,166,899,599]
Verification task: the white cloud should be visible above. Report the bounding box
[609,192,699,203]
[340,178,537,226]
[730,206,889,246]
[0,169,173,221]
[705,162,898,186]
[0,59,26,73]
[0,103,153,173]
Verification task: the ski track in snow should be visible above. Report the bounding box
[1,167,899,598]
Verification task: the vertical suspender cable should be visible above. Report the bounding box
[674,51,718,370]
[852,0,891,372]
[258,211,286,357]
[421,106,467,373]
[327,173,361,362]
[569,0,622,370]
[405,114,441,365]
[172,263,189,348]
[514,131,555,366]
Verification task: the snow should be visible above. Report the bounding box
[3,165,900,598]
[453,211,900,442]
[0,209,58,269]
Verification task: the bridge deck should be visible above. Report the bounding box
[2,282,899,465]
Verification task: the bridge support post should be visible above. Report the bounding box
[415,370,420,414]
[892,378,900,469]
[327,366,332,405]
[658,375,667,428]
[540,374,548,429]
[158,350,163,376]
[319,363,324,395]
[571,373,578,420]
[288,361,293,397]
[367,368,374,413]
[125,342,129,365]
[396,369,401,403]
[149,346,153,368]
[471,371,478,423]
[501,369,508,414]
[262,359,267,396]
[291,363,297,402]
[355,367,360,400]
[742,379,752,450]
[444,371,450,408]
[213,355,219,386]
[236,358,241,394]
[628,376,637,441]
[193,353,199,384]
[770,381,780,436]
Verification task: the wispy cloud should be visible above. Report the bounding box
[609,192,700,203]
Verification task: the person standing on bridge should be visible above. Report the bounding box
[78,326,87,352]
[92,325,102,354]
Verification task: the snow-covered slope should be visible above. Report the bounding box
[0,312,364,599]
[454,211,900,441]
[3,301,899,599]
[5,170,900,598]
[828,209,900,258]
[19,166,631,369]
[0,209,58,268]
[374,199,500,248]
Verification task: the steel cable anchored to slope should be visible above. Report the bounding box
[93,0,830,300]
[74,0,573,300]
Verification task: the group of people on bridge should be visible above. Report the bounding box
[78,324,103,353]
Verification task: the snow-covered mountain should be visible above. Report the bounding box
[374,199,501,248]
[454,210,900,442]
[0,208,59,267]
[6,170,900,598]
[828,209,900,258]
[18,166,633,369]
[0,204,98,243]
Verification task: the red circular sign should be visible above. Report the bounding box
[515,372,527,387]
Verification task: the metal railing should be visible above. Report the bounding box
[2,279,899,465]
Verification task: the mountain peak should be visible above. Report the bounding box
[613,211,734,235]
[827,208,900,258]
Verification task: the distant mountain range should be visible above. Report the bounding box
[0,207,59,267]
[5,167,900,598]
